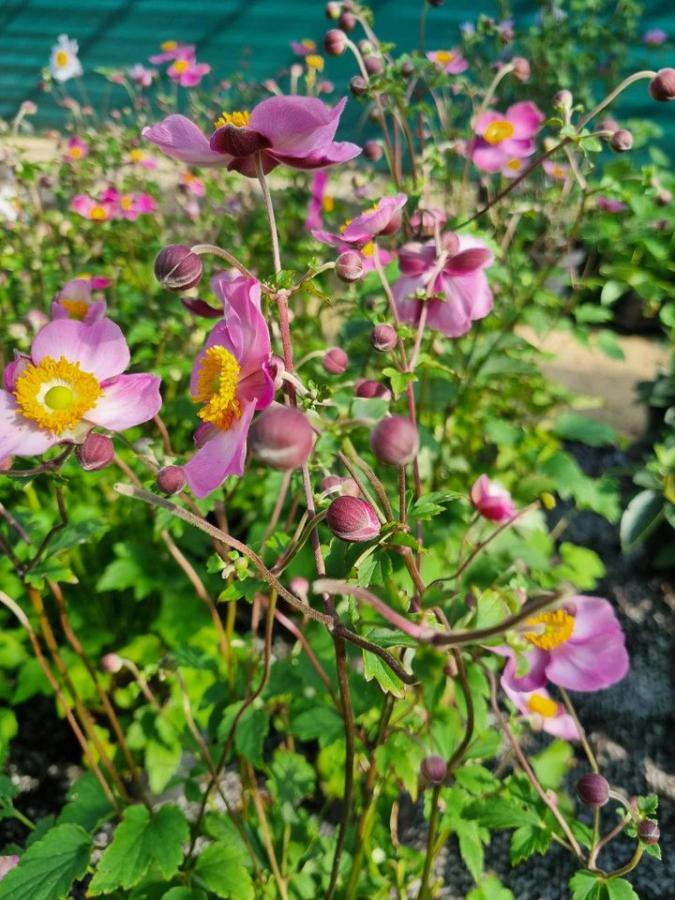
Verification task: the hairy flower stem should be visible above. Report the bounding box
[255,156,282,276]
[190,243,261,285]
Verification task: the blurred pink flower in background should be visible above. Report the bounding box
[64,136,89,163]
[129,148,158,169]
[467,101,545,173]
[426,49,469,74]
[470,474,517,522]
[643,28,667,45]
[291,38,318,56]
[543,159,570,181]
[129,64,155,87]
[597,196,628,213]
[167,54,211,87]
[149,40,195,64]
[51,277,107,324]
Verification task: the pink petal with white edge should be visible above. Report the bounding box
[87,374,162,431]
[143,115,231,166]
[250,96,347,156]
[507,101,545,139]
[31,319,130,382]
[0,390,59,459]
[184,402,256,497]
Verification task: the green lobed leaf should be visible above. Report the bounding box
[57,772,114,834]
[194,842,254,899]
[0,824,91,900]
[268,749,316,824]
[362,649,406,698]
[466,875,514,900]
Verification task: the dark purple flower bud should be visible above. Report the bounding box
[326,496,380,542]
[325,1,341,20]
[324,29,347,56]
[365,55,384,76]
[371,323,397,352]
[421,755,448,784]
[154,244,203,292]
[101,652,123,673]
[339,11,356,31]
[371,416,419,466]
[638,819,660,844]
[401,61,415,77]
[649,68,675,102]
[553,89,573,109]
[249,406,314,470]
[350,75,368,96]
[336,250,364,282]
[610,129,633,152]
[355,379,392,401]
[77,433,114,471]
[512,57,530,82]
[323,347,349,375]
[656,188,672,206]
[157,465,186,496]
[576,773,610,807]
[363,140,383,162]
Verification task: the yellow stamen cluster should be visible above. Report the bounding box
[68,146,83,160]
[55,50,70,68]
[90,206,108,221]
[59,299,90,320]
[192,346,241,431]
[214,110,251,129]
[306,54,324,71]
[484,120,515,145]
[361,241,375,258]
[527,693,558,718]
[505,159,522,171]
[172,59,190,74]
[435,51,455,64]
[130,149,145,162]
[322,195,335,213]
[161,40,178,51]
[14,356,102,435]
[302,39,316,50]
[524,609,575,650]
[120,196,134,211]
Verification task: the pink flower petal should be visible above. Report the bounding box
[0,390,60,459]
[87,374,162,431]
[183,402,256,497]
[250,95,347,155]
[31,319,130,382]
[506,101,545,139]
[268,141,362,169]
[473,110,502,136]
[470,139,507,173]
[143,115,231,166]
[210,273,271,373]
[546,635,629,691]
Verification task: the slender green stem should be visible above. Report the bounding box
[418,784,442,899]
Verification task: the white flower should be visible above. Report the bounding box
[49,34,83,82]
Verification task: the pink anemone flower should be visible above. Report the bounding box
[0,319,161,460]
[597,196,627,213]
[543,159,570,181]
[470,474,516,523]
[70,194,117,222]
[506,596,629,693]
[64,137,89,163]
[467,101,545,173]
[182,273,276,497]
[143,95,361,177]
[129,64,155,87]
[167,55,211,88]
[427,49,469,74]
[499,651,579,740]
[51,278,107,324]
[393,233,493,338]
[291,39,318,57]
[312,193,406,271]
[149,41,195,64]
[643,28,667,46]
[180,171,206,197]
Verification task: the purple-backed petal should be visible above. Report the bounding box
[499,646,550,693]
[0,390,60,459]
[181,297,223,318]
[87,374,162,431]
[268,140,362,170]
[227,152,278,178]
[341,193,408,243]
[31,318,130,382]
[398,241,438,277]
[392,274,428,326]
[250,95,348,155]
[444,247,492,275]
[183,401,255,497]
[143,115,231,167]
[4,354,30,392]
[507,101,545,139]
[210,125,271,157]
[311,229,349,250]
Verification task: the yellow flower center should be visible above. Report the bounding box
[130,148,145,162]
[484,120,515,145]
[68,146,83,159]
[505,159,522,171]
[59,299,90,320]
[76,272,91,279]
[338,217,353,234]
[90,206,108,221]
[322,195,335,213]
[120,196,134,211]
[192,346,241,431]
[172,59,190,74]
[161,40,178,51]
[214,110,251,129]
[302,39,316,50]
[524,610,575,651]
[14,356,102,435]
[55,50,70,68]
[435,51,455,64]
[306,54,324,71]
[551,165,567,178]
[361,241,375,258]
[527,693,559,718]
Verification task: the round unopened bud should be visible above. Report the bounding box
[325,1,341,19]
[512,57,530,82]
[553,89,573,109]
[101,652,123,674]
[289,576,309,601]
[576,773,610,807]
[599,116,620,134]
[336,249,364,282]
[656,188,672,206]
[324,28,347,56]
[355,379,392,401]
[638,819,660,845]
[370,416,419,466]
[649,68,675,102]
[326,496,380,542]
[363,139,383,162]
[77,433,114,471]
[323,347,349,375]
[157,465,186,496]
[321,475,360,497]
[371,323,397,352]
[154,244,203,292]
[350,75,368,96]
[401,60,415,77]
[610,129,633,152]
[249,406,314,470]
[421,755,448,784]
[359,40,374,55]
[365,55,384,76]
[339,11,356,31]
